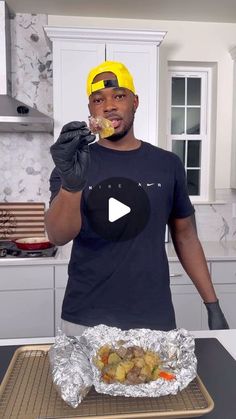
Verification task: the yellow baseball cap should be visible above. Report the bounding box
[87,61,136,97]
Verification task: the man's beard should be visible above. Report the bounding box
[105,111,135,142]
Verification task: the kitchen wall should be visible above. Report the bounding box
[0,13,54,206]
[49,15,236,190]
[1,13,236,242]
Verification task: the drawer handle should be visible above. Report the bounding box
[170,273,183,278]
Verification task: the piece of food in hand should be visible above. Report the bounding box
[93,343,176,385]
[89,116,115,138]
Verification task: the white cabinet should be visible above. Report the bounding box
[0,265,54,338]
[45,27,166,143]
[52,41,104,137]
[230,47,236,188]
[170,260,236,330]
[1,256,235,339]
[201,262,236,329]
[170,262,203,330]
[54,265,68,333]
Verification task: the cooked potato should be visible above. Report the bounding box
[93,358,104,370]
[108,352,122,365]
[115,364,126,382]
[140,365,152,380]
[98,344,110,357]
[120,360,134,374]
[144,352,159,369]
[104,364,117,378]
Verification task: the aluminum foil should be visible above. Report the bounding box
[49,325,197,406]
[48,330,93,408]
[83,324,197,398]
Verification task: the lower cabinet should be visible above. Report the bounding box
[170,260,236,330]
[55,288,66,333]
[0,265,54,338]
[201,284,236,329]
[202,261,236,329]
[0,258,235,339]
[0,289,54,338]
[169,262,204,330]
[54,265,68,334]
[171,285,202,330]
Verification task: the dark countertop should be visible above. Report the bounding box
[0,338,235,418]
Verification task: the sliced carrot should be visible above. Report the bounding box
[159,371,176,380]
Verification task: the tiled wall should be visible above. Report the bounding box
[0,13,236,242]
[0,14,54,206]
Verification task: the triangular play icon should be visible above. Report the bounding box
[108,197,131,222]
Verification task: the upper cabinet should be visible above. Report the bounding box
[230,47,236,189]
[44,27,166,143]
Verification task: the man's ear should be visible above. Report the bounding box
[133,95,139,112]
[88,102,91,115]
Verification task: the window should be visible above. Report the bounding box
[168,66,211,202]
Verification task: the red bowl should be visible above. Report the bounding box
[13,237,52,251]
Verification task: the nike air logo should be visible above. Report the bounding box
[147,183,155,187]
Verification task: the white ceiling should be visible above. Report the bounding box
[5,0,236,23]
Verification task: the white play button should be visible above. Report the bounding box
[108,197,131,223]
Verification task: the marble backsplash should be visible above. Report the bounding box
[0,13,236,242]
[0,13,54,206]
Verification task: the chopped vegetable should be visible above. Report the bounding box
[93,343,176,385]
[159,371,176,380]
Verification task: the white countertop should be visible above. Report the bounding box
[166,240,236,261]
[1,241,236,266]
[0,329,235,360]
[0,242,72,266]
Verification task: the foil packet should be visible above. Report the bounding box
[48,331,93,408]
[83,325,197,398]
[49,325,197,407]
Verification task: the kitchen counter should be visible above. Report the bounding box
[0,330,235,419]
[167,240,236,261]
[0,241,72,266]
[1,240,236,266]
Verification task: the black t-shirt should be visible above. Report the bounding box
[49,141,194,331]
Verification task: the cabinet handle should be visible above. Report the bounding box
[170,273,183,278]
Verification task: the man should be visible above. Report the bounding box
[45,61,228,335]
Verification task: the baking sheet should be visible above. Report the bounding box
[0,345,214,419]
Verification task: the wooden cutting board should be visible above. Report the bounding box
[0,202,45,239]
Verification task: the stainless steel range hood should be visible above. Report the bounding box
[0,1,53,133]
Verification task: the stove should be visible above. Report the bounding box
[0,240,58,259]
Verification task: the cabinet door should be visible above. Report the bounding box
[55,265,68,288]
[171,285,202,330]
[201,261,236,329]
[0,265,53,290]
[54,265,68,334]
[55,288,65,333]
[0,290,54,338]
[210,261,236,284]
[53,41,105,138]
[106,43,158,146]
[169,261,209,330]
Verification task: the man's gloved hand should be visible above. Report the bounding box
[204,300,229,330]
[50,121,96,192]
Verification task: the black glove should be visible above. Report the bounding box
[204,299,229,330]
[50,121,95,192]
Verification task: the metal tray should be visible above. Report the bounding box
[0,345,214,419]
